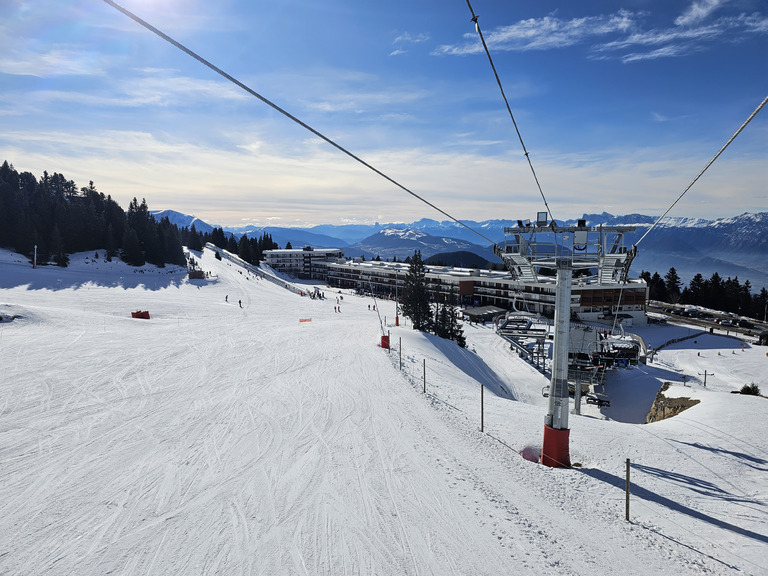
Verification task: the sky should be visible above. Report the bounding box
[1,0,766,228]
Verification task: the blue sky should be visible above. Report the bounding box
[1,0,766,228]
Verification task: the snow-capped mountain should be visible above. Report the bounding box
[150,209,217,235]
[343,227,497,261]
[154,209,768,289]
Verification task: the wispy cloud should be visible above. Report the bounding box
[394,32,430,45]
[435,3,767,63]
[3,125,763,225]
[595,12,767,62]
[304,88,428,114]
[390,31,430,56]
[0,46,109,77]
[434,11,636,55]
[675,0,725,27]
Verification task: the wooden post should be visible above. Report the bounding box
[625,458,630,521]
[423,359,426,393]
[481,385,484,432]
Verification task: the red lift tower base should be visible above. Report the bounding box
[541,425,571,468]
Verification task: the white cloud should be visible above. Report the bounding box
[675,0,725,27]
[434,7,766,64]
[434,11,638,55]
[620,44,692,63]
[2,127,762,227]
[0,47,108,77]
[393,32,430,45]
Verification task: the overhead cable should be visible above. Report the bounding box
[464,0,554,223]
[635,93,768,247]
[101,0,498,246]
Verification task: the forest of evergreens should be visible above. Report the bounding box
[640,267,767,321]
[0,161,276,268]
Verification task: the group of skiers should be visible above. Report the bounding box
[225,295,242,308]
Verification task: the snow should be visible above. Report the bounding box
[1,247,766,575]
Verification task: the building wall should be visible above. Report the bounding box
[326,260,648,325]
[264,247,344,280]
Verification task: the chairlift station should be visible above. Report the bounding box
[496,212,638,467]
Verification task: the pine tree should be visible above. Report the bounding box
[401,250,432,331]
[649,272,667,302]
[687,273,705,304]
[51,225,69,267]
[162,220,186,266]
[238,234,253,262]
[664,267,682,303]
[210,227,227,249]
[446,286,465,347]
[187,224,203,251]
[433,301,448,338]
[122,227,145,266]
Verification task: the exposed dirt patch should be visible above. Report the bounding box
[646,382,700,423]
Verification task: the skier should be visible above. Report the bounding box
[239,300,242,308]
[225,295,228,303]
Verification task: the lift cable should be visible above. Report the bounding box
[101,0,498,246]
[635,93,768,248]
[464,0,554,224]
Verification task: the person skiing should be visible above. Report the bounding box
[239,300,242,308]
[225,295,228,303]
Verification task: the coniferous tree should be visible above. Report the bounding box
[757,288,768,322]
[686,273,705,304]
[210,227,227,249]
[238,234,253,262]
[446,286,465,347]
[401,250,432,331]
[162,219,186,266]
[105,223,117,261]
[187,224,203,251]
[122,227,145,266]
[433,301,448,338]
[664,267,682,303]
[51,224,69,267]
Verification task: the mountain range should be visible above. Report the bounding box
[152,210,768,290]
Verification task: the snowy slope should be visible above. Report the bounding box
[0,248,766,575]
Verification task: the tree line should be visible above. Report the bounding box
[400,250,466,347]
[0,161,278,268]
[641,267,768,320]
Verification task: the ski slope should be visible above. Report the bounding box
[0,247,766,575]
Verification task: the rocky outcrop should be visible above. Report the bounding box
[646,382,700,423]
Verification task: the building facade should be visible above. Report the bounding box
[326,259,648,325]
[263,246,345,280]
